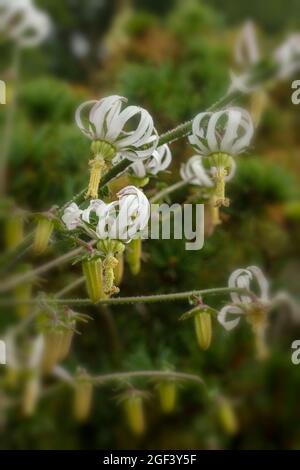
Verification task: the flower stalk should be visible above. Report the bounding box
[126,238,142,275]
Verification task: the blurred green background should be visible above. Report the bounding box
[1,0,300,450]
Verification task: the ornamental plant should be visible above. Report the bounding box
[1,6,300,443]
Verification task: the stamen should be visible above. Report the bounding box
[213,166,229,208]
[85,157,107,199]
[210,196,221,226]
[103,254,119,295]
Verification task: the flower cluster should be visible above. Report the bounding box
[63,185,150,298]
[63,185,150,243]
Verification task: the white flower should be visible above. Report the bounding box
[181,154,236,187]
[218,266,270,331]
[188,107,254,157]
[62,203,83,230]
[0,0,51,47]
[129,144,172,178]
[274,34,300,79]
[84,186,150,241]
[75,95,158,161]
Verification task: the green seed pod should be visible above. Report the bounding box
[41,330,70,373]
[73,379,93,422]
[4,215,24,250]
[59,328,75,361]
[194,311,212,350]
[158,381,177,414]
[126,238,142,275]
[217,397,238,435]
[82,258,105,303]
[33,217,54,255]
[123,394,145,436]
[22,375,40,417]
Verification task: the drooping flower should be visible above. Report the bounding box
[62,202,83,230]
[181,154,236,188]
[218,266,271,359]
[75,95,158,198]
[188,107,253,222]
[76,186,150,296]
[218,266,270,331]
[129,144,172,179]
[0,0,51,47]
[189,107,254,157]
[181,154,237,227]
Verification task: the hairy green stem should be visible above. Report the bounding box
[53,366,203,386]
[0,286,252,306]
[93,370,204,386]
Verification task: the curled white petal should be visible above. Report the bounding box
[181,154,236,187]
[130,144,172,178]
[247,265,270,302]
[218,304,245,331]
[82,199,109,224]
[75,96,158,160]
[181,155,214,187]
[189,107,254,156]
[62,203,83,230]
[229,265,270,305]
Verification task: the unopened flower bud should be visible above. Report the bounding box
[73,373,93,422]
[123,393,145,436]
[126,238,142,275]
[82,258,105,303]
[33,216,54,255]
[4,214,24,250]
[41,328,73,373]
[158,381,177,414]
[194,310,212,350]
[217,397,238,435]
[22,375,40,417]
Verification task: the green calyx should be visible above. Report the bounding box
[91,140,116,162]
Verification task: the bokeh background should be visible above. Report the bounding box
[1,0,300,450]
